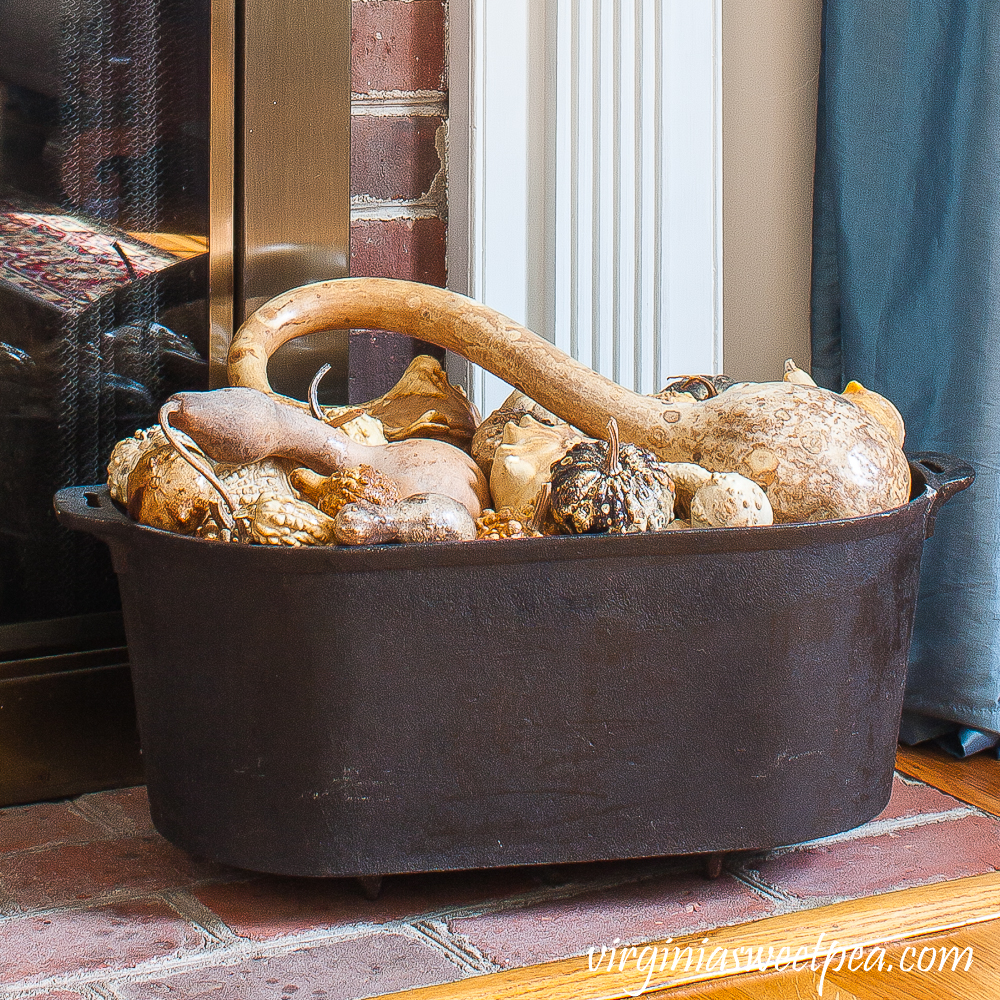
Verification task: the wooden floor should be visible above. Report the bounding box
[666,918,998,999]
[896,742,1000,816]
[381,745,1000,1000]
[126,231,208,259]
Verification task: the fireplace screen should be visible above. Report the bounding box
[0,0,210,625]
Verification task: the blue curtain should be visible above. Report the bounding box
[811,1,1000,742]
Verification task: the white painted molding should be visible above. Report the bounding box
[447,0,723,417]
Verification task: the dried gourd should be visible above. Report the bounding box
[334,494,477,545]
[193,459,298,542]
[476,505,540,540]
[689,473,774,528]
[216,457,296,508]
[471,391,563,478]
[290,465,401,518]
[226,279,910,522]
[108,428,162,503]
[108,424,201,503]
[125,445,218,535]
[330,411,388,446]
[549,419,675,534]
[783,360,906,450]
[476,484,556,540]
[309,356,478,449]
[160,388,491,518]
[359,355,480,449]
[248,494,338,546]
[654,374,735,401]
[783,359,818,387]
[784,359,906,451]
[842,381,906,447]
[660,462,712,519]
[490,415,586,511]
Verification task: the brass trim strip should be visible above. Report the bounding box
[209,0,237,387]
[209,0,352,396]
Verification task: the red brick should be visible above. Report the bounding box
[1,835,238,911]
[345,213,446,401]
[0,899,207,985]
[194,867,538,942]
[350,217,446,285]
[10,994,91,999]
[352,1,446,94]
[117,932,461,999]
[748,813,1000,901]
[451,872,776,969]
[348,330,444,402]
[0,802,107,855]
[75,786,158,837]
[352,115,443,201]
[10,993,90,999]
[874,774,967,821]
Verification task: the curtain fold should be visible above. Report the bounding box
[811,0,1000,735]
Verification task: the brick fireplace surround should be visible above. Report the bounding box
[348,0,449,402]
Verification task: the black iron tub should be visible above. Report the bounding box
[55,453,972,877]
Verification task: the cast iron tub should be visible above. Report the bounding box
[55,452,972,878]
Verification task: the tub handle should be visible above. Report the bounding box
[53,485,130,541]
[908,452,975,538]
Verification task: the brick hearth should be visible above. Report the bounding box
[1,773,998,998]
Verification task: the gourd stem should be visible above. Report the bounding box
[158,401,240,518]
[328,407,366,429]
[308,362,366,428]
[308,363,332,421]
[603,418,622,476]
[531,482,552,533]
[683,375,719,399]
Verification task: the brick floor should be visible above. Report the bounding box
[747,813,1000,903]
[876,773,968,820]
[0,899,208,986]
[1,835,237,913]
[75,785,160,837]
[0,801,107,854]
[115,933,463,1000]
[450,871,777,968]
[192,868,539,943]
[10,992,91,999]
[0,774,992,997]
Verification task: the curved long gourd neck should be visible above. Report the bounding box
[227,278,678,447]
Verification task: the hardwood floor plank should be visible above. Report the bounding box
[126,232,209,259]
[896,744,1000,816]
[664,966,864,998]
[824,920,993,1000]
[378,872,1000,1000]
[658,920,997,999]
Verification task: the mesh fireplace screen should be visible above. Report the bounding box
[0,0,210,625]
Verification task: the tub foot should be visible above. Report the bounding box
[704,854,724,880]
[356,875,384,900]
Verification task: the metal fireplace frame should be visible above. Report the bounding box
[208,0,352,399]
[0,0,353,806]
